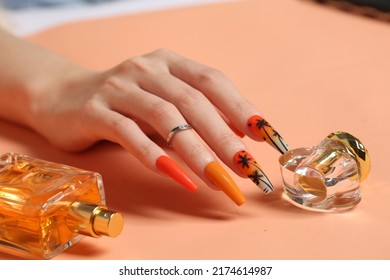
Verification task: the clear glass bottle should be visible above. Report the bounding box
[279,131,371,212]
[0,152,124,259]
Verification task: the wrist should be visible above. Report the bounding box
[25,64,95,130]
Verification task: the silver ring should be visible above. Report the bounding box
[166,124,192,147]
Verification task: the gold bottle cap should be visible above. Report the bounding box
[69,202,124,238]
[92,208,124,238]
[326,131,371,181]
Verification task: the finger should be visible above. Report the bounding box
[165,51,289,154]
[104,83,246,205]
[90,104,198,192]
[216,107,245,138]
[137,72,275,194]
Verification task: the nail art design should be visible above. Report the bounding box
[233,151,274,194]
[156,156,198,192]
[247,115,289,154]
[204,161,246,206]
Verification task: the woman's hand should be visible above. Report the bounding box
[0,28,288,205]
[30,49,288,205]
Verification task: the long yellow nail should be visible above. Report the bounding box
[205,161,246,206]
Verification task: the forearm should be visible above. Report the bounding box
[0,27,92,128]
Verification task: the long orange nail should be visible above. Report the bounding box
[204,161,246,206]
[233,150,274,194]
[156,156,198,192]
[247,115,289,154]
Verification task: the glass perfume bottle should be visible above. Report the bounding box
[279,131,371,212]
[0,152,124,259]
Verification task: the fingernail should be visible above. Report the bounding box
[233,150,274,194]
[204,161,246,206]
[156,156,198,192]
[247,115,289,154]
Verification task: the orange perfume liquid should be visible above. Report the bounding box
[0,152,124,259]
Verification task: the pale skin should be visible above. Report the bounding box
[0,27,266,193]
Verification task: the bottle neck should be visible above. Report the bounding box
[68,201,124,238]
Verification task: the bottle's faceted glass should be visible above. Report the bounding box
[279,132,370,212]
[0,152,123,259]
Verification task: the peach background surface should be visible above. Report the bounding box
[0,0,389,259]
